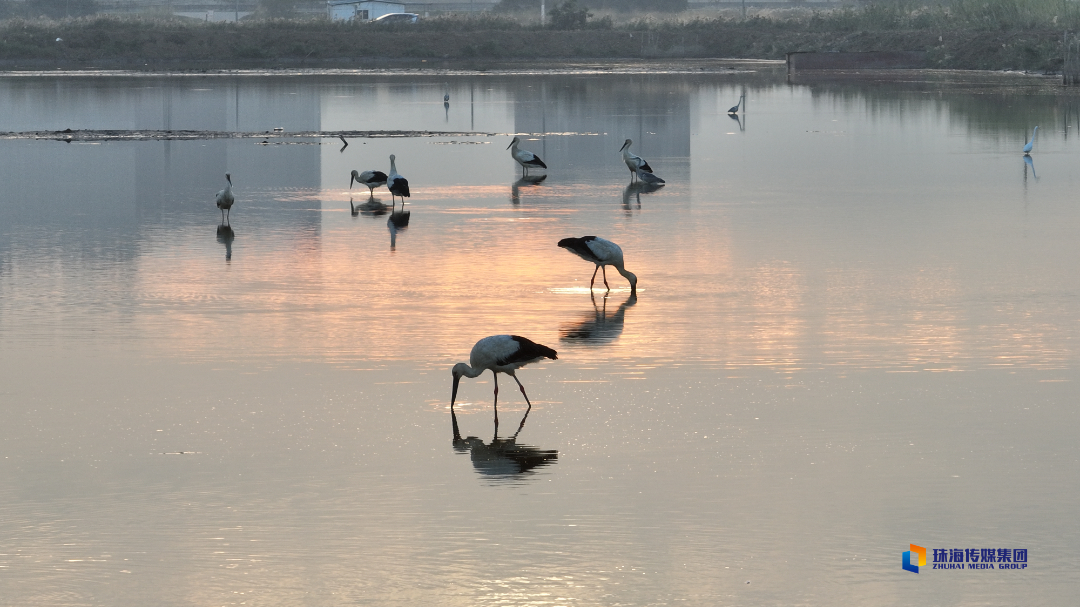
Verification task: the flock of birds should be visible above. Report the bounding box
[210,94,748,430]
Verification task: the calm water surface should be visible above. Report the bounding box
[1,67,1078,606]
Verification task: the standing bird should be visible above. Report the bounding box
[634,166,665,186]
[1023,126,1038,154]
[558,236,638,295]
[451,335,558,427]
[444,91,450,102]
[728,94,744,114]
[386,154,410,210]
[350,168,388,196]
[507,136,547,177]
[620,139,654,182]
[216,173,234,223]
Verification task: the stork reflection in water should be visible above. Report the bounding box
[216,223,234,261]
[511,174,547,204]
[350,196,388,217]
[387,207,410,251]
[560,292,637,346]
[451,407,558,481]
[622,180,663,212]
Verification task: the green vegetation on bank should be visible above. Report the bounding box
[0,0,1077,72]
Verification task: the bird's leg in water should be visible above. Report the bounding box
[512,375,533,429]
[491,370,499,427]
[590,265,600,290]
[602,266,610,290]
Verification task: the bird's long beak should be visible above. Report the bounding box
[450,373,462,410]
[506,141,513,149]
[349,174,355,189]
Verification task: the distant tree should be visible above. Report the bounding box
[548,0,590,29]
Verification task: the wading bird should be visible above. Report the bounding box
[216,173,234,222]
[728,94,744,114]
[387,154,410,208]
[635,167,665,186]
[558,236,638,295]
[507,136,547,177]
[620,139,654,182]
[1023,126,1038,154]
[451,335,558,427]
[350,168,388,196]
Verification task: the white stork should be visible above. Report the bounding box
[558,236,637,295]
[451,335,558,426]
[1023,126,1038,154]
[350,169,388,196]
[386,154,410,209]
[620,139,654,182]
[507,136,547,177]
[215,173,234,223]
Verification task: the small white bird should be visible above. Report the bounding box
[1023,126,1038,154]
[350,169,388,196]
[558,236,637,295]
[507,136,547,177]
[386,154,410,209]
[451,335,558,424]
[728,94,744,114]
[215,173,234,222]
[620,138,654,182]
[634,166,665,186]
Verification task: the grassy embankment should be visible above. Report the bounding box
[0,0,1077,72]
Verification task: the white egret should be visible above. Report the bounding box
[1023,126,1038,154]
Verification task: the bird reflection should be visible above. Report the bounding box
[387,207,410,250]
[560,292,636,345]
[510,174,547,204]
[216,223,234,261]
[444,100,450,122]
[728,111,745,131]
[451,407,557,480]
[1023,154,1037,183]
[622,181,663,211]
[350,196,388,217]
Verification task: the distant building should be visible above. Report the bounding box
[327,0,405,21]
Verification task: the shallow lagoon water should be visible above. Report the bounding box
[0,67,1078,605]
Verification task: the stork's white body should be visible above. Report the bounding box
[350,169,388,195]
[620,139,653,181]
[558,236,638,295]
[215,173,234,222]
[507,137,547,176]
[386,154,410,208]
[450,335,558,426]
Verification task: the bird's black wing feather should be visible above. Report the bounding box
[557,236,601,263]
[390,177,410,197]
[501,335,558,364]
[370,171,388,182]
[640,160,654,173]
[527,156,547,168]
